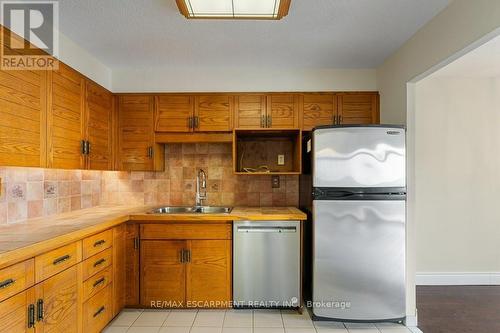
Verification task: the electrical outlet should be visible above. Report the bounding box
[272,176,280,188]
[278,154,285,166]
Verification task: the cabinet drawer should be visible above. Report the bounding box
[35,241,82,283]
[0,259,34,302]
[141,223,232,240]
[83,248,112,280]
[83,229,113,260]
[83,283,113,333]
[83,265,113,302]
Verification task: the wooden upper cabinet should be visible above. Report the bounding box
[267,94,299,129]
[35,265,79,333]
[234,94,266,129]
[300,93,336,131]
[194,95,234,131]
[0,66,46,167]
[118,95,155,171]
[47,63,85,169]
[86,80,114,170]
[156,95,194,132]
[337,92,379,125]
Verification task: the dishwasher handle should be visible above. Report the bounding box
[236,226,297,233]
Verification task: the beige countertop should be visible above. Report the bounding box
[0,205,306,268]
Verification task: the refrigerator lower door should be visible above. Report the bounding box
[312,200,405,321]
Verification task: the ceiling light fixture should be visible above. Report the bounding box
[176,0,291,20]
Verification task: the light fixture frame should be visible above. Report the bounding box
[175,0,291,20]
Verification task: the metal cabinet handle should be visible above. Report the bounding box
[188,116,193,129]
[81,140,86,154]
[28,304,35,328]
[180,249,185,263]
[186,249,191,263]
[86,141,91,155]
[338,115,342,124]
[194,116,199,129]
[93,277,106,288]
[93,306,106,318]
[147,146,153,159]
[266,115,272,127]
[93,239,106,247]
[133,237,139,250]
[53,254,71,265]
[0,278,15,289]
[36,299,44,321]
[261,115,265,128]
[93,258,106,267]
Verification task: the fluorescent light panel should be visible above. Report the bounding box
[185,0,282,18]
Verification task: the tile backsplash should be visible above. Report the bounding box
[0,143,298,225]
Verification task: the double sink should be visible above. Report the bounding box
[149,206,233,214]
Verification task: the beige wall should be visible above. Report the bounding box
[376,0,500,322]
[112,67,377,92]
[378,0,500,124]
[415,76,500,273]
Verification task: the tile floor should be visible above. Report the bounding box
[104,309,423,333]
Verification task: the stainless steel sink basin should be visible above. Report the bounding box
[149,206,232,214]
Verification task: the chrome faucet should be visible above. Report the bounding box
[196,169,207,206]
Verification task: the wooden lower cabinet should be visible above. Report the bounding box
[82,284,112,333]
[139,223,232,309]
[0,288,35,332]
[186,240,232,307]
[112,225,126,316]
[35,265,80,333]
[125,224,140,306]
[140,240,186,307]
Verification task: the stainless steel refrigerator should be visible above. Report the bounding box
[303,125,406,322]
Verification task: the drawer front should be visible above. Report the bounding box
[0,259,34,302]
[83,265,113,302]
[35,241,82,283]
[83,284,113,333]
[141,223,232,240]
[83,229,113,260]
[83,248,112,280]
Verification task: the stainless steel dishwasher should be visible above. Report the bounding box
[233,220,301,308]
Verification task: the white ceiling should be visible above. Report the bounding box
[59,0,450,70]
[431,34,500,78]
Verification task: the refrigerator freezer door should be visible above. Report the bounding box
[312,200,405,321]
[313,127,406,188]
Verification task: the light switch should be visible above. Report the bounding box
[278,154,285,165]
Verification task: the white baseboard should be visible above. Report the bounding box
[416,272,500,285]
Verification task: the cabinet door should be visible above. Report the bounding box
[47,63,85,169]
[267,94,299,129]
[0,288,35,332]
[234,94,266,129]
[155,95,194,132]
[186,240,231,307]
[112,225,126,316]
[0,62,46,167]
[35,265,80,333]
[85,80,114,170]
[337,93,379,125]
[125,224,140,306]
[140,240,186,307]
[194,95,233,132]
[117,95,155,171]
[301,93,336,131]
